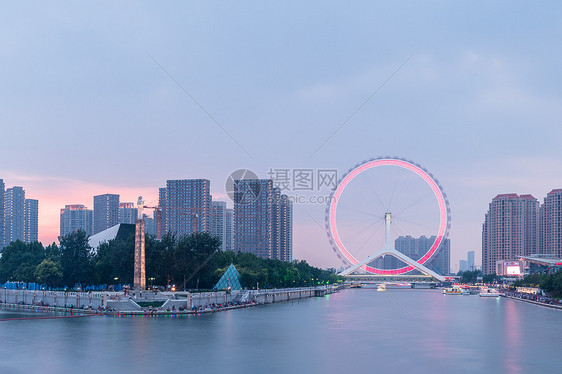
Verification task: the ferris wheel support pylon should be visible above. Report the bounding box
[339,213,445,281]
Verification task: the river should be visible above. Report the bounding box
[1,288,561,374]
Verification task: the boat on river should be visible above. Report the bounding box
[443,285,469,295]
[479,288,501,297]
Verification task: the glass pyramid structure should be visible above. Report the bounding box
[213,263,243,291]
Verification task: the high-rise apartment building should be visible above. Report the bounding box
[211,201,227,251]
[459,260,468,272]
[119,202,138,224]
[159,180,211,237]
[467,251,475,270]
[24,199,39,243]
[3,186,25,246]
[2,185,39,248]
[225,208,233,251]
[272,190,293,262]
[0,179,4,248]
[427,237,450,275]
[482,193,539,274]
[233,180,292,261]
[144,214,157,236]
[234,179,273,259]
[93,194,120,234]
[389,235,450,275]
[539,189,562,257]
[60,204,93,237]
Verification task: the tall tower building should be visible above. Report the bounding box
[540,189,562,257]
[272,190,293,262]
[467,251,475,270]
[225,208,233,251]
[234,180,292,261]
[211,201,227,251]
[425,236,450,275]
[60,204,93,237]
[93,194,120,234]
[482,193,539,274]
[119,202,138,224]
[24,199,38,243]
[234,179,274,259]
[159,179,211,237]
[3,186,25,246]
[0,179,4,248]
[391,235,450,275]
[144,213,157,236]
[395,235,420,265]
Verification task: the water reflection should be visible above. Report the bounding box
[503,299,523,374]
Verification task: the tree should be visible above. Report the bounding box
[0,240,45,282]
[34,259,63,287]
[59,230,94,286]
[94,236,134,285]
[176,232,221,290]
[145,233,177,287]
[45,243,61,262]
[483,273,499,284]
[460,270,481,284]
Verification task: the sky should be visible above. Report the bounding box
[1,1,562,271]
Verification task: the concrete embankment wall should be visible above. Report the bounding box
[0,289,105,309]
[503,294,562,310]
[250,285,342,304]
[0,285,344,313]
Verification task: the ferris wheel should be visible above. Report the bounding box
[325,157,450,278]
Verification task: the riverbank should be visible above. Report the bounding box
[502,294,562,311]
[0,284,345,317]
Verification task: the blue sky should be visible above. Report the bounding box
[1,1,562,270]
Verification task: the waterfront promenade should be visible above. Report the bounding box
[0,285,344,316]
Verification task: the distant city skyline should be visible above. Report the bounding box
[1,181,38,248]
[1,2,561,269]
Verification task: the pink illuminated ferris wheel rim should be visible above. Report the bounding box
[325,157,450,275]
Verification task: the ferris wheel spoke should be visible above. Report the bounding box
[337,204,382,219]
[391,220,412,238]
[386,170,404,212]
[343,217,384,240]
[392,193,434,218]
[366,174,388,214]
[393,216,437,235]
[353,220,385,259]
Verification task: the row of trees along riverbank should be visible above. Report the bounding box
[513,273,562,298]
[0,231,341,290]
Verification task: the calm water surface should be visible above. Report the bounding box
[1,289,561,374]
